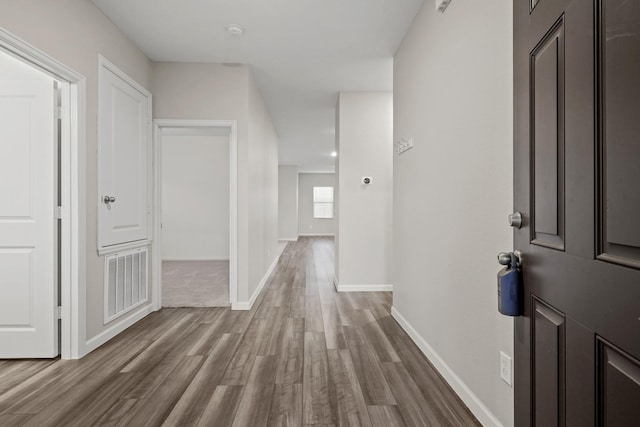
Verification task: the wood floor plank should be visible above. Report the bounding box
[196,385,244,427]
[267,383,303,427]
[120,320,209,400]
[321,301,347,350]
[187,311,231,356]
[232,356,278,427]
[257,307,288,356]
[23,372,142,427]
[327,349,372,427]
[362,320,401,363]
[162,333,242,426]
[305,295,325,332]
[343,326,396,406]
[303,332,335,425]
[0,360,56,396]
[381,362,441,426]
[367,406,407,427]
[125,355,204,426]
[120,313,196,373]
[334,293,361,327]
[275,318,304,384]
[0,414,34,427]
[220,318,267,385]
[2,335,148,415]
[93,398,138,426]
[289,295,306,318]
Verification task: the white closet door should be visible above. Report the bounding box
[0,79,57,358]
[98,61,150,248]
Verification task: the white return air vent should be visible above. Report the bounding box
[104,247,148,323]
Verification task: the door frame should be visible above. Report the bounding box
[152,119,238,310]
[0,28,86,359]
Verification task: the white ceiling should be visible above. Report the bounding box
[92,0,424,172]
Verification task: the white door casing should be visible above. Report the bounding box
[0,79,58,358]
[98,57,151,251]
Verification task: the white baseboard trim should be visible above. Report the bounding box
[278,237,298,242]
[390,307,504,427]
[235,248,283,311]
[84,304,155,356]
[298,233,335,237]
[333,276,393,292]
[337,284,394,292]
[162,257,229,261]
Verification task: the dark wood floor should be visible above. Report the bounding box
[0,237,479,426]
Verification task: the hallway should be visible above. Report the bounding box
[0,237,478,426]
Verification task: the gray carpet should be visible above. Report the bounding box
[162,260,230,307]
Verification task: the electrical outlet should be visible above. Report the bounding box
[500,351,512,386]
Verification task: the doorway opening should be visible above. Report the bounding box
[152,120,238,310]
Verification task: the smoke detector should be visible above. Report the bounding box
[226,24,245,37]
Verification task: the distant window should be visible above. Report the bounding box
[313,187,334,219]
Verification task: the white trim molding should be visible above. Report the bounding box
[278,237,299,242]
[390,307,504,427]
[85,304,154,354]
[98,239,152,257]
[235,247,284,310]
[298,233,335,237]
[333,277,393,292]
[0,28,87,360]
[152,119,239,312]
[162,257,230,262]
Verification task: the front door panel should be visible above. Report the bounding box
[514,0,640,425]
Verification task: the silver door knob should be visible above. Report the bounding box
[103,196,116,204]
[498,251,522,268]
[508,212,523,228]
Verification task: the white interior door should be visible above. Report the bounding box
[0,78,58,358]
[99,61,150,248]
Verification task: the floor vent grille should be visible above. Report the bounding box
[104,247,148,323]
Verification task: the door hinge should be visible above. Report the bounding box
[55,106,65,120]
[57,306,62,320]
[55,206,63,220]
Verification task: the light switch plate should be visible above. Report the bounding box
[436,0,452,13]
[500,351,512,386]
[395,138,413,155]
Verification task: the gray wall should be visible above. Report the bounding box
[162,134,229,260]
[278,165,299,240]
[298,173,336,236]
[393,1,514,425]
[335,92,393,287]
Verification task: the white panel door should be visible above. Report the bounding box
[0,79,57,358]
[99,63,150,248]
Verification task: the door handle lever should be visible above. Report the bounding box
[498,251,522,269]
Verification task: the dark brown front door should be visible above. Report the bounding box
[514,0,640,425]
